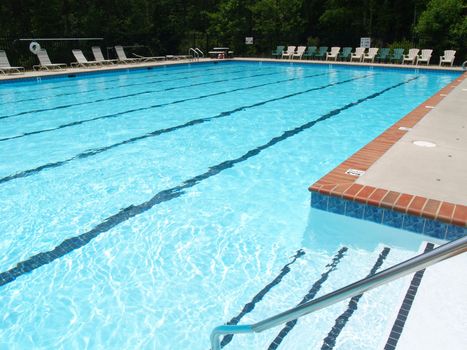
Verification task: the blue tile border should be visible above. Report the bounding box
[310,192,466,240]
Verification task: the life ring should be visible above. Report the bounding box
[29,41,41,54]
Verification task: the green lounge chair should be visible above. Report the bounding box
[302,46,317,60]
[272,46,285,58]
[375,48,390,63]
[390,48,405,64]
[338,47,352,61]
[314,46,328,60]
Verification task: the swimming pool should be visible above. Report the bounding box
[0,61,460,349]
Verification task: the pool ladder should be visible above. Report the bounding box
[210,235,467,349]
[189,48,204,62]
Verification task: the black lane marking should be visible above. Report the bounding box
[0,77,417,288]
[0,65,254,106]
[320,247,391,350]
[0,73,364,185]
[220,249,306,348]
[267,247,348,350]
[383,243,434,350]
[0,63,244,99]
[0,70,335,143]
[0,67,276,120]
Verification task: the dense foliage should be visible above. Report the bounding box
[0,0,465,65]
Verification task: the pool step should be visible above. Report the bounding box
[220,244,416,349]
[383,242,434,350]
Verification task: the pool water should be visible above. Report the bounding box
[0,62,459,349]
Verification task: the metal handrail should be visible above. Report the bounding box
[195,48,204,58]
[462,61,467,71]
[210,235,467,350]
[189,48,199,61]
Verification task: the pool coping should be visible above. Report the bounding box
[0,58,224,83]
[234,57,463,73]
[308,72,467,227]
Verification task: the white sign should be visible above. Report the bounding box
[345,168,366,177]
[360,37,371,48]
[245,37,254,45]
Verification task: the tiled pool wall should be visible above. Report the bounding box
[310,191,466,241]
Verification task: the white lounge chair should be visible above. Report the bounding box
[282,46,296,59]
[33,49,67,70]
[114,46,143,63]
[326,47,341,61]
[115,46,165,63]
[416,49,433,65]
[0,50,25,74]
[363,48,379,63]
[402,49,419,65]
[71,49,104,68]
[92,46,118,64]
[439,50,456,66]
[292,46,306,60]
[350,47,365,62]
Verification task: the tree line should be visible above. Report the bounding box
[0,0,465,65]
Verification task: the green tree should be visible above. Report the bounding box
[416,0,466,59]
[250,0,305,50]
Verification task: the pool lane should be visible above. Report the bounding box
[0,71,364,184]
[0,76,418,288]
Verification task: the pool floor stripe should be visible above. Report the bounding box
[220,249,306,348]
[0,63,246,99]
[383,243,434,350]
[0,72,364,185]
[0,77,416,288]
[320,247,391,350]
[267,247,348,350]
[0,70,336,142]
[0,67,278,120]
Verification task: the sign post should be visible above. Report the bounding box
[360,37,371,48]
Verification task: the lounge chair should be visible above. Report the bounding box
[402,49,419,65]
[338,47,352,61]
[92,46,119,64]
[303,46,317,60]
[363,48,379,63]
[33,49,67,70]
[439,50,456,66]
[390,48,405,64]
[114,46,144,63]
[71,49,104,68]
[0,50,25,74]
[326,47,341,61]
[272,46,285,58]
[292,46,306,59]
[375,48,390,63]
[314,47,328,60]
[350,47,365,62]
[282,46,296,59]
[416,49,433,65]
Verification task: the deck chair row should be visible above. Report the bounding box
[272,46,457,66]
[0,46,193,74]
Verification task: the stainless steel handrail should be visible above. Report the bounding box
[462,61,467,71]
[210,235,467,350]
[189,48,199,61]
[195,48,204,58]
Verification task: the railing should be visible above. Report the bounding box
[462,61,467,71]
[210,235,467,350]
[189,48,199,61]
[194,48,204,58]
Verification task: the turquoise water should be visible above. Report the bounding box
[0,62,458,349]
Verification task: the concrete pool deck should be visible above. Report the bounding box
[310,72,467,228]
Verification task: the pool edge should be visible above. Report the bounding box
[308,72,467,233]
